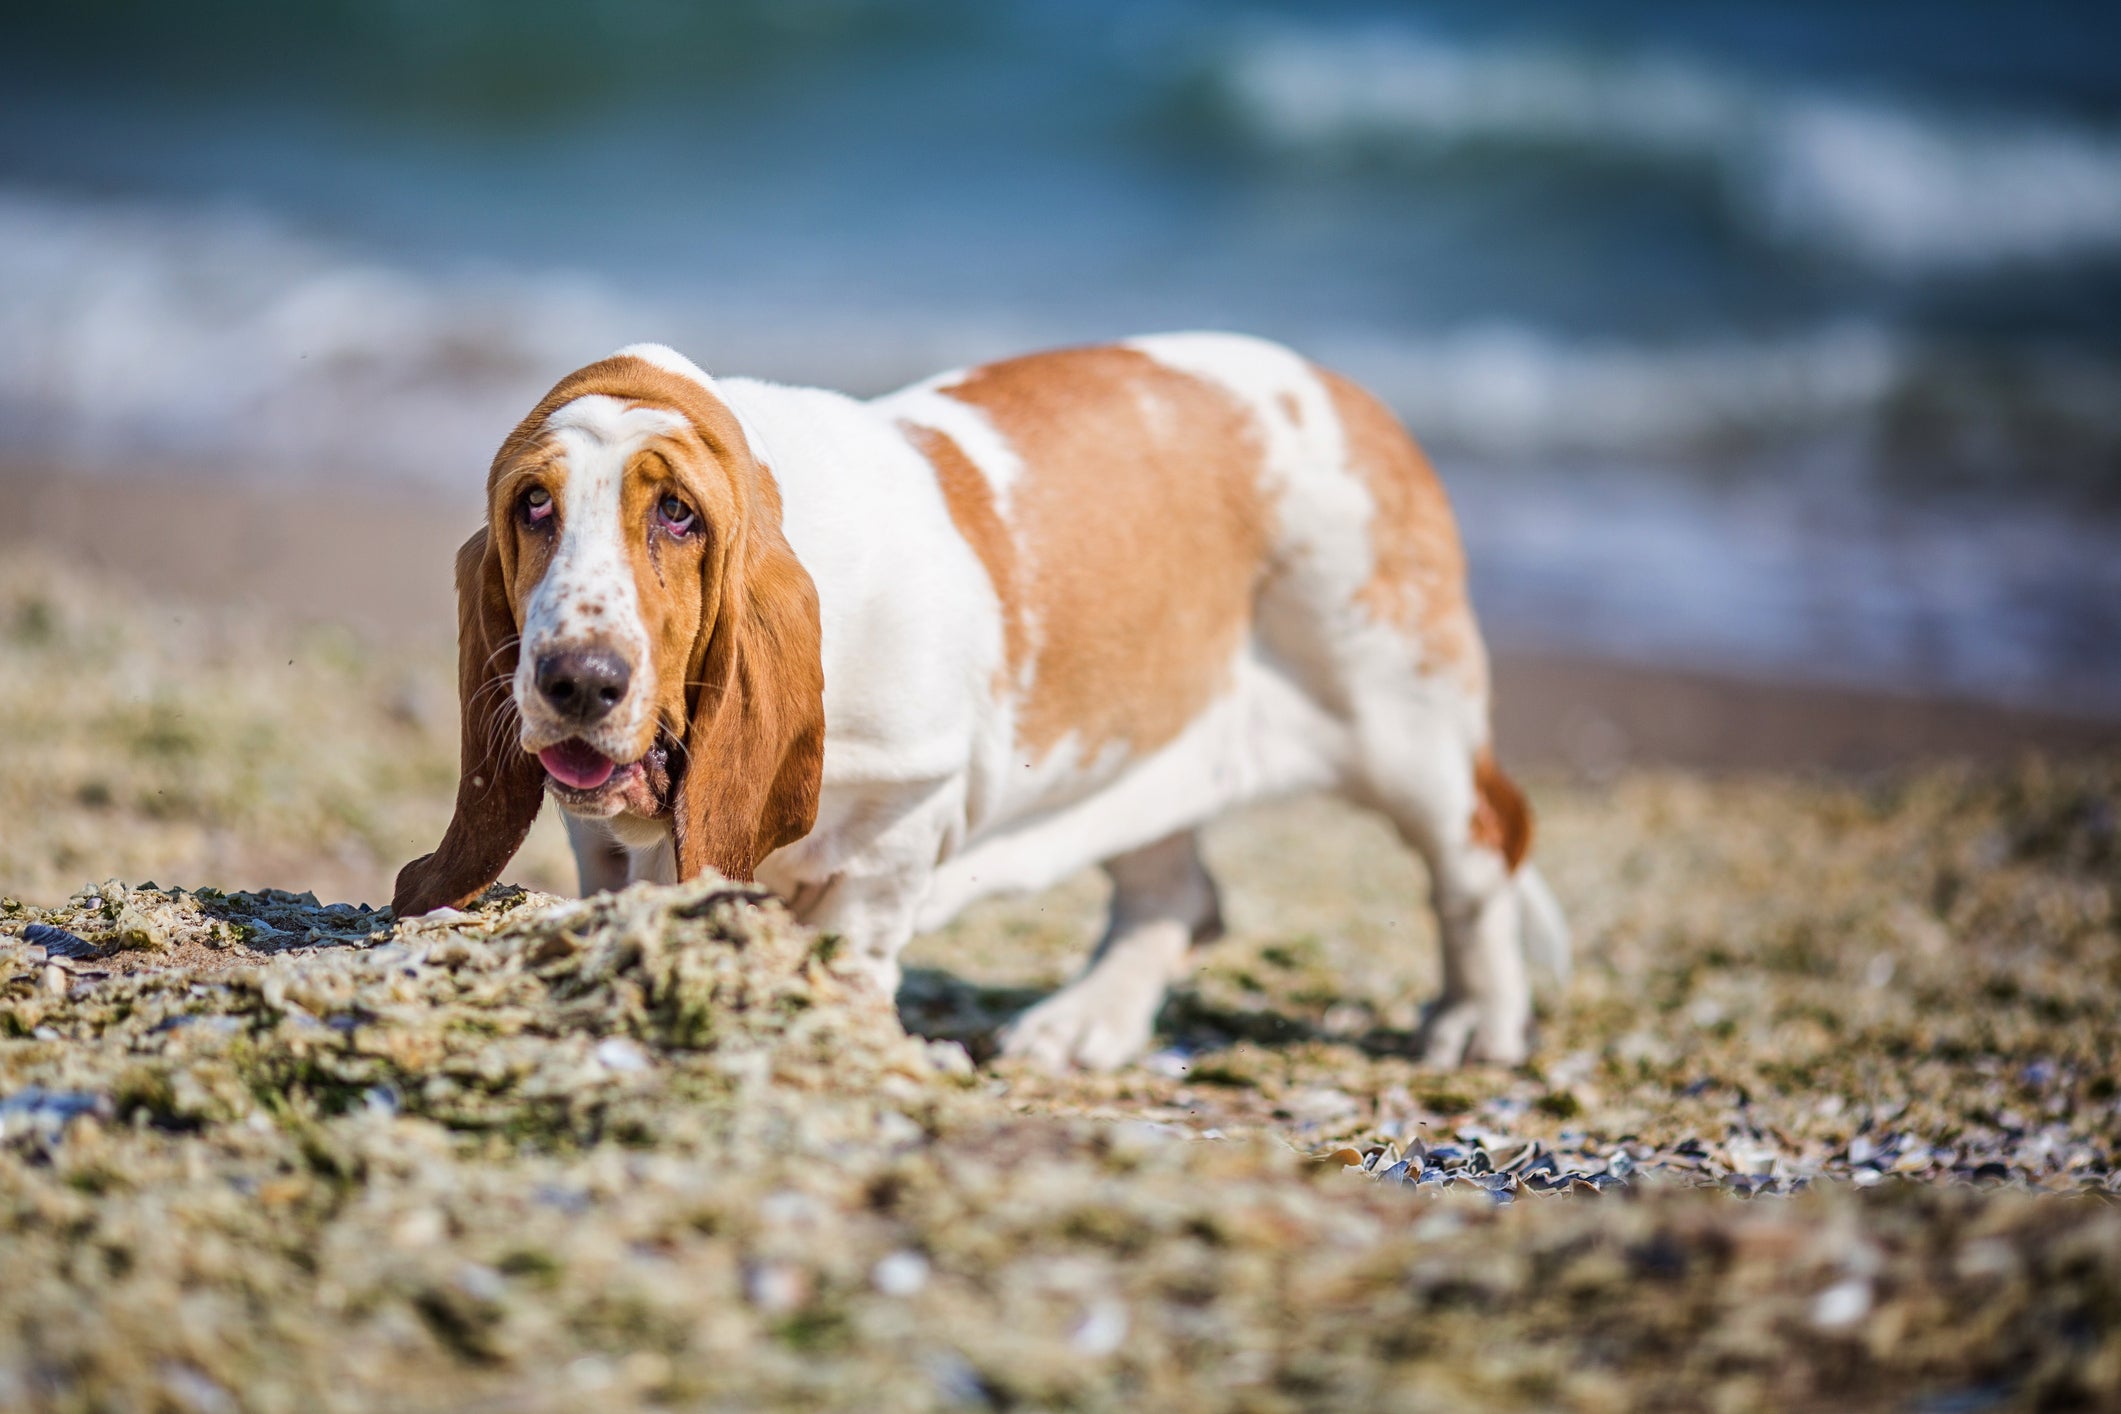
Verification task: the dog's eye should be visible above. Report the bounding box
[657,494,696,535]
[520,486,553,525]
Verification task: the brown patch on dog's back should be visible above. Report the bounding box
[1470,747,1532,871]
[941,346,1271,759]
[1317,367,1484,695]
[900,421,1029,689]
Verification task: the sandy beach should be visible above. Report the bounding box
[2,469,2117,1407]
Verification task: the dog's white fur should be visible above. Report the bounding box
[527,333,1566,1070]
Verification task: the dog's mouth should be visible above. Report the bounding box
[539,739,620,791]
[536,735,676,817]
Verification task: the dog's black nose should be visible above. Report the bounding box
[535,649,631,724]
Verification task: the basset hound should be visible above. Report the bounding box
[393,333,1568,1069]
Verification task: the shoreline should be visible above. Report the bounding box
[5,464,2116,774]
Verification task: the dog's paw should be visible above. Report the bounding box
[1414,996,1529,1069]
[997,978,1160,1073]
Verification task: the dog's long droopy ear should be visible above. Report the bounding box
[673,472,825,883]
[391,527,548,916]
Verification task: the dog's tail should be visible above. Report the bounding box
[1517,862,1571,987]
[1473,749,1571,986]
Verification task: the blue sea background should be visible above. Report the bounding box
[3,0,2119,711]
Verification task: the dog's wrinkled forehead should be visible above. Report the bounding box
[613,342,770,471]
[520,395,683,642]
[543,394,688,446]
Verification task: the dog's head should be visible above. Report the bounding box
[392,346,824,916]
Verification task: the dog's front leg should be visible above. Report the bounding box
[765,786,963,1000]
[780,864,940,1001]
[563,815,634,896]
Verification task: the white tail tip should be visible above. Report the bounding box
[1517,863,1572,986]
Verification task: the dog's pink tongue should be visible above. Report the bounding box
[539,740,616,790]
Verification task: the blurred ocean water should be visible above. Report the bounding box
[3,0,2118,710]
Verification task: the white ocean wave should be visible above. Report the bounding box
[0,188,1946,482]
[1213,24,2121,273]
[5,187,2115,480]
[1219,27,1743,158]
[1323,323,1904,459]
[0,192,639,486]
[1753,100,2121,270]
[0,191,1038,487]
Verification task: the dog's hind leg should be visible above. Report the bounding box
[997,829,1223,1072]
[1339,676,1561,1067]
[1276,361,1563,1066]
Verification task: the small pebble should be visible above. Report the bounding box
[1071,1300,1128,1358]
[925,1039,975,1076]
[156,1363,234,1414]
[454,1263,505,1303]
[594,1037,650,1073]
[745,1262,809,1315]
[0,1087,108,1150]
[566,1356,616,1392]
[872,1251,930,1297]
[1810,1279,1873,1330]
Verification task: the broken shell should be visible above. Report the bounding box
[22,923,98,959]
